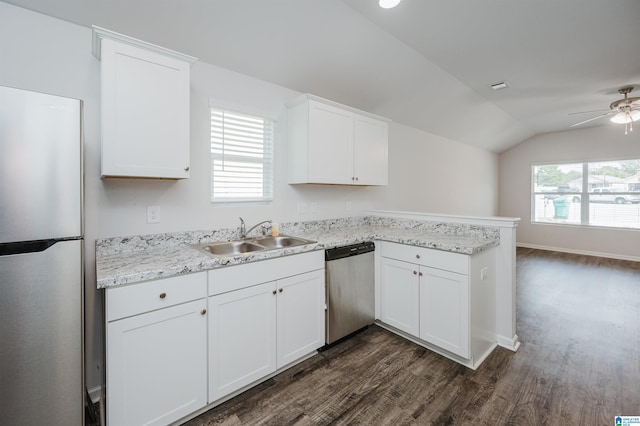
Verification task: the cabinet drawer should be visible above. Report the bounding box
[107,272,207,321]
[208,251,324,296]
[378,241,468,275]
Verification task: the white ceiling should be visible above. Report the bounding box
[5,0,640,152]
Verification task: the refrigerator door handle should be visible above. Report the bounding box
[0,237,79,256]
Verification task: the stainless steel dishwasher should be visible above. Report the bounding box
[325,242,375,344]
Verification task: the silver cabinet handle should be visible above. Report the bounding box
[272,290,277,295]
[159,292,167,299]
[416,254,421,259]
[201,309,207,315]
[413,270,417,275]
[419,272,423,277]
[184,166,190,171]
[279,288,283,293]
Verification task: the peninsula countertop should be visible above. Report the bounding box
[97,219,500,289]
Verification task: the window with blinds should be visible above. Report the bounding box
[210,108,274,203]
[532,159,640,229]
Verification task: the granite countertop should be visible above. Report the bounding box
[96,217,500,289]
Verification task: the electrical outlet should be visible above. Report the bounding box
[480,267,489,280]
[147,206,160,224]
[297,202,308,214]
[345,201,352,211]
[310,202,318,214]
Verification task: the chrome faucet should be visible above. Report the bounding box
[238,217,246,239]
[238,217,272,239]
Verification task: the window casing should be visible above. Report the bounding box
[210,108,274,203]
[532,159,640,229]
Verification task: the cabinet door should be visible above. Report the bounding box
[419,267,470,358]
[307,100,354,184]
[276,270,325,368]
[208,282,277,402]
[354,115,388,185]
[106,299,207,426]
[379,257,420,337]
[100,38,191,178]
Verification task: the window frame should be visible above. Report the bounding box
[209,103,275,205]
[531,158,640,230]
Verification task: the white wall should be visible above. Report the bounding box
[499,125,640,260]
[373,123,498,216]
[0,2,499,392]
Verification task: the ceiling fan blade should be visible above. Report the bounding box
[568,109,611,115]
[570,112,614,127]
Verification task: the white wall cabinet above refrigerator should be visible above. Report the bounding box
[287,94,389,186]
[92,26,197,179]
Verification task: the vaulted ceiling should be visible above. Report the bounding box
[4,0,640,152]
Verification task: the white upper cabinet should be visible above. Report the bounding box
[92,27,197,179]
[306,101,354,184]
[354,114,389,185]
[288,94,389,185]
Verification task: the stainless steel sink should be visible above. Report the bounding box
[197,235,315,257]
[201,241,264,256]
[251,235,314,249]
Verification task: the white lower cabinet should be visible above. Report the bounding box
[419,267,469,358]
[208,281,277,402]
[377,241,496,368]
[105,273,208,426]
[379,257,420,336]
[208,269,325,402]
[379,256,468,357]
[208,252,325,403]
[276,270,326,367]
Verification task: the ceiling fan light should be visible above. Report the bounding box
[379,0,401,9]
[611,112,630,124]
[610,110,640,124]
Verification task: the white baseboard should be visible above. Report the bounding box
[517,242,640,263]
[497,334,520,352]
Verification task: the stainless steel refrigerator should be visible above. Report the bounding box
[0,85,84,425]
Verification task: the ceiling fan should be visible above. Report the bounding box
[570,86,640,134]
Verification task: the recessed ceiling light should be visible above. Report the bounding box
[379,0,401,9]
[490,81,509,91]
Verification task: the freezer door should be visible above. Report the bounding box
[0,239,83,425]
[0,85,82,243]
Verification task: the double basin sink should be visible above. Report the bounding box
[196,235,316,257]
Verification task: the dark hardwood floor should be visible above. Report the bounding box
[186,248,640,425]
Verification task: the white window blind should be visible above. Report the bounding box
[210,108,274,203]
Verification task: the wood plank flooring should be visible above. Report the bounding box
[185,248,640,425]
